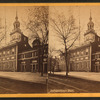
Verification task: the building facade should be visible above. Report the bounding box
[69,14,100,72]
[0,13,48,73]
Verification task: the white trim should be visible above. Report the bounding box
[90,45,92,71]
[18,49,37,55]
[70,54,89,58]
[0,54,16,58]
[0,60,16,62]
[16,45,18,72]
[18,56,38,60]
[70,60,90,63]
[92,52,100,55]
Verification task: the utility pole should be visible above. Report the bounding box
[5,7,7,45]
[78,7,81,46]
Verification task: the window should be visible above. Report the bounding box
[3,51,5,56]
[21,54,25,59]
[86,48,89,55]
[95,54,99,59]
[71,53,73,57]
[85,57,89,60]
[74,52,76,57]
[81,51,84,55]
[7,50,10,55]
[23,54,25,58]
[86,48,89,52]
[32,51,38,57]
[98,38,100,42]
[92,55,95,59]
[0,52,1,57]
[24,44,27,47]
[24,37,26,41]
[77,51,79,56]
[44,49,46,53]
[81,57,83,60]
[32,52,34,57]
[12,48,15,54]
[35,52,37,56]
[3,58,5,61]
[77,58,79,61]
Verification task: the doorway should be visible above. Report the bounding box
[31,64,38,72]
[43,63,47,73]
[21,64,26,72]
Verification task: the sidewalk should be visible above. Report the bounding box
[49,71,100,82]
[0,72,47,84]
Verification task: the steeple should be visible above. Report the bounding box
[87,10,94,30]
[15,10,18,21]
[84,10,97,43]
[89,10,92,21]
[13,10,20,30]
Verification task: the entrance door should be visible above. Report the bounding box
[21,64,26,72]
[43,63,47,73]
[31,64,35,72]
[70,63,72,71]
[96,65,100,72]
[31,64,38,72]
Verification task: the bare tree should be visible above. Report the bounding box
[48,46,55,74]
[51,14,79,77]
[0,18,5,45]
[26,6,49,76]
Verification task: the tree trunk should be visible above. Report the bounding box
[65,45,68,77]
[50,57,51,74]
[38,44,41,73]
[41,43,44,76]
[53,65,54,74]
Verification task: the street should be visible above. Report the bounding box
[48,74,100,93]
[0,77,47,94]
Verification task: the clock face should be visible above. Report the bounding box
[85,33,95,42]
[11,32,21,42]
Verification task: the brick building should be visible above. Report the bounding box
[0,13,48,73]
[69,14,100,72]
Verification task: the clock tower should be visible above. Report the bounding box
[84,12,97,43]
[10,11,22,42]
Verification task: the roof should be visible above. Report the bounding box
[0,41,17,50]
[69,42,91,52]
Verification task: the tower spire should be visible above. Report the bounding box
[5,7,7,45]
[78,6,81,45]
[89,9,92,21]
[87,9,94,30]
[13,8,20,30]
[15,8,18,21]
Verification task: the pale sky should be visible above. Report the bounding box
[49,6,100,57]
[0,6,33,46]
[0,6,100,57]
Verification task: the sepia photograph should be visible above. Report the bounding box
[0,6,48,94]
[1,3,100,97]
[48,6,100,93]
